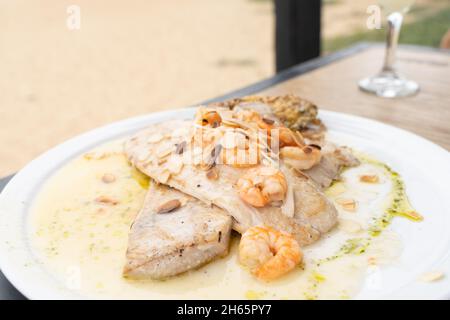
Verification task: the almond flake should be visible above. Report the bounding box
[147,133,164,144]
[179,197,188,206]
[222,119,240,128]
[137,150,151,162]
[84,151,108,160]
[156,147,173,159]
[101,173,116,183]
[336,198,357,212]
[206,167,219,180]
[167,157,184,174]
[175,141,187,154]
[360,174,379,183]
[157,158,168,165]
[208,144,223,168]
[95,196,119,206]
[420,271,444,282]
[158,170,171,184]
[262,117,275,125]
[156,199,181,214]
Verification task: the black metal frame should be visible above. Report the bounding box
[275,0,321,72]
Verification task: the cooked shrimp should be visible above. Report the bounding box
[278,127,304,147]
[232,107,305,149]
[239,226,302,281]
[236,166,287,207]
[196,109,222,128]
[280,145,321,170]
[256,117,304,148]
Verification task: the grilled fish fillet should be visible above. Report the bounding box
[211,95,326,141]
[304,144,360,189]
[124,120,338,246]
[123,183,232,280]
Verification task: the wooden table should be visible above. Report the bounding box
[205,43,450,151]
[1,42,449,299]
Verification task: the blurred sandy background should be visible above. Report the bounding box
[1,0,448,177]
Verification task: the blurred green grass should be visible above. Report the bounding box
[323,6,450,52]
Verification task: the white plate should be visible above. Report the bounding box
[1,108,449,300]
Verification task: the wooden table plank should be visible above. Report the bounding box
[260,45,450,151]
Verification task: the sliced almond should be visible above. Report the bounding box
[156,199,181,214]
[207,144,223,168]
[147,133,164,144]
[137,150,151,162]
[338,219,362,234]
[157,158,168,165]
[156,147,173,159]
[179,197,188,206]
[95,196,119,206]
[221,119,241,128]
[143,155,155,166]
[175,141,187,155]
[101,173,116,184]
[221,117,244,128]
[206,167,219,180]
[167,157,184,174]
[360,174,379,183]
[419,271,444,282]
[336,198,357,212]
[84,151,108,160]
[262,117,275,125]
[158,170,171,184]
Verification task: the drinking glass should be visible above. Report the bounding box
[359,0,419,98]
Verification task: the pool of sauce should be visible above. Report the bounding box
[28,141,419,299]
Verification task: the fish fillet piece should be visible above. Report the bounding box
[305,144,360,189]
[124,120,338,246]
[211,95,326,141]
[123,183,232,280]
